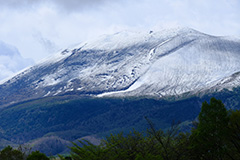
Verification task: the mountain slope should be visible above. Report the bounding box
[0,27,240,106]
[1,28,240,155]
[0,95,203,155]
[1,88,240,155]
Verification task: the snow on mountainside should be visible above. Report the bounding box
[0,27,240,106]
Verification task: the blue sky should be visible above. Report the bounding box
[0,0,239,62]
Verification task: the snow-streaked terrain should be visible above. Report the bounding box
[0,27,240,106]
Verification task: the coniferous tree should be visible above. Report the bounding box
[190,97,229,160]
[228,110,240,159]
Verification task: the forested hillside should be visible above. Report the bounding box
[1,98,239,160]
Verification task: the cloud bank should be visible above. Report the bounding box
[0,41,34,81]
[0,0,239,63]
[0,0,111,11]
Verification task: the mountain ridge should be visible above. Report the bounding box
[0,27,240,107]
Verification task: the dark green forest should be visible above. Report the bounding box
[1,97,240,160]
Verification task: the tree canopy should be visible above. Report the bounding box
[1,97,240,160]
[67,97,240,160]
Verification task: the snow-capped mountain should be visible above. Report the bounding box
[0,27,240,106]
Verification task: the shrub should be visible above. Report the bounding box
[27,151,49,160]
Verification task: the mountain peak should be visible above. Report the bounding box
[0,28,240,106]
[72,27,202,51]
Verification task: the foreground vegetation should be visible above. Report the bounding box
[1,97,240,159]
[64,97,240,160]
[0,146,49,160]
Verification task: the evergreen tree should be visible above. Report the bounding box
[190,97,229,160]
[69,139,108,160]
[228,110,240,159]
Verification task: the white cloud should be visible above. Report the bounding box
[0,0,239,63]
[0,0,111,11]
[0,41,34,80]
